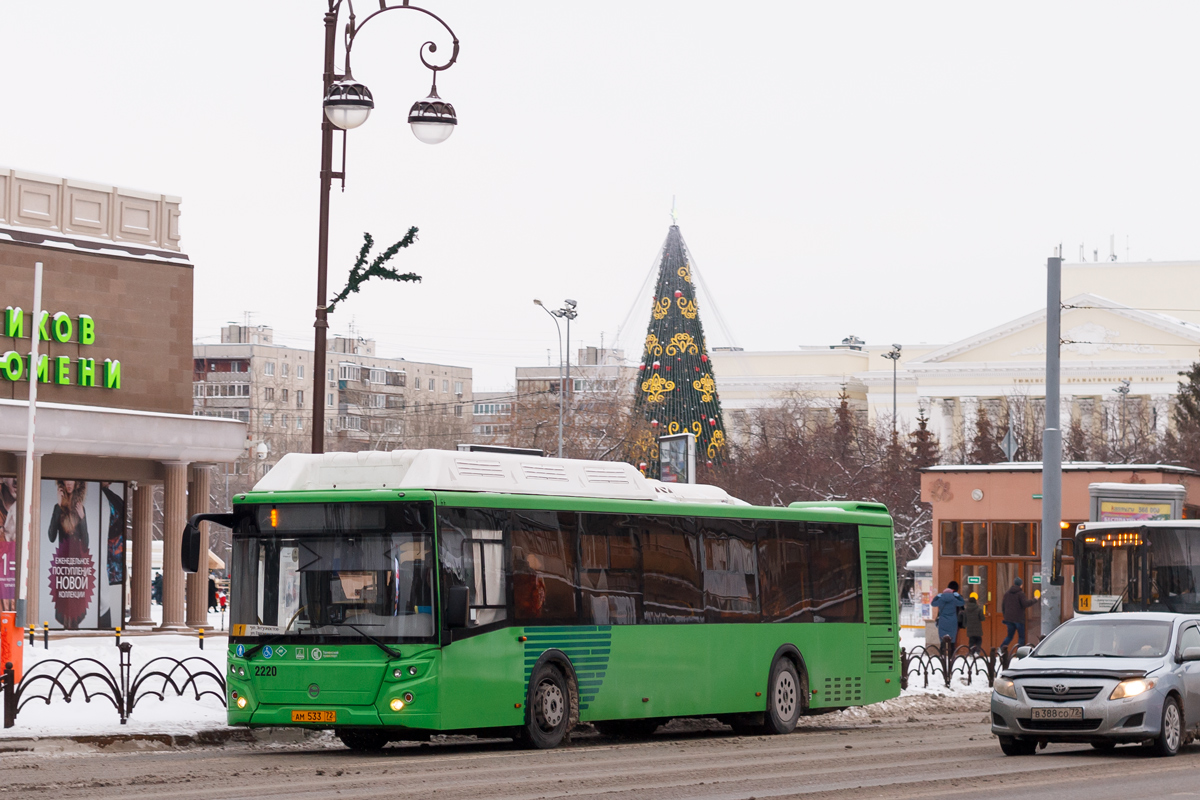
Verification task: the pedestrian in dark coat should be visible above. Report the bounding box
[962,593,986,653]
[931,582,965,648]
[1000,577,1037,648]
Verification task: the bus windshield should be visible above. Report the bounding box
[230,502,436,642]
[1077,526,1200,613]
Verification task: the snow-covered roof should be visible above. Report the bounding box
[1088,482,1185,495]
[924,462,1196,475]
[253,449,748,505]
[905,542,933,572]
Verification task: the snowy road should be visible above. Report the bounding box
[3,707,1200,799]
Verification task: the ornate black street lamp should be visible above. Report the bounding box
[311,0,460,453]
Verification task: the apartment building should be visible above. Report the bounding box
[194,324,472,481]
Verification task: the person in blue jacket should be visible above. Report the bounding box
[931,580,965,648]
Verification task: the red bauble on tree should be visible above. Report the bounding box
[700,354,708,363]
[674,290,683,298]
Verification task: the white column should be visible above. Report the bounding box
[960,396,979,446]
[1152,394,1170,439]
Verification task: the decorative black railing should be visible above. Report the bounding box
[1,642,225,728]
[900,643,1020,691]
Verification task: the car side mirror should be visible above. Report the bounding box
[1181,646,1200,662]
[445,586,470,629]
[1015,646,1033,659]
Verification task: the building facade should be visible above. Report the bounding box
[1,167,244,633]
[194,325,473,484]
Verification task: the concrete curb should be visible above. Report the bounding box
[0,727,317,752]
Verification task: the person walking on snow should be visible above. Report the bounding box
[1001,577,1037,648]
[931,581,965,649]
[962,593,986,653]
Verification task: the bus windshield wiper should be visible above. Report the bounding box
[343,623,402,659]
[243,628,305,661]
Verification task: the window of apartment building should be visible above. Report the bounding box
[574,379,585,392]
[368,393,386,409]
[387,396,406,410]
[204,383,250,397]
[298,365,305,379]
[282,389,289,403]
[428,378,435,391]
[263,412,273,427]
[455,405,463,417]
[387,371,406,387]
[264,387,274,402]
[339,364,359,381]
[264,362,275,376]
[209,363,216,372]
[282,363,289,378]
[296,390,304,407]
[454,381,463,395]
[297,416,304,430]
[940,522,989,556]
[282,414,289,428]
[193,383,203,398]
[369,369,386,384]
[327,368,335,381]
[385,419,402,434]
[442,379,449,393]
[327,393,334,407]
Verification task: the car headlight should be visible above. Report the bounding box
[1109,678,1156,700]
[993,677,1017,699]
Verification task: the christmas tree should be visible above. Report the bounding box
[632,224,727,474]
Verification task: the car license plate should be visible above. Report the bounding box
[291,709,336,723]
[1031,707,1083,720]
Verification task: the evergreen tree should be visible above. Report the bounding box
[968,408,1001,465]
[632,225,727,474]
[907,409,940,469]
[1169,358,1200,470]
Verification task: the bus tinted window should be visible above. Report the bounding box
[758,522,862,623]
[579,514,641,625]
[758,522,813,622]
[512,510,579,622]
[809,523,862,622]
[701,519,760,622]
[638,516,704,624]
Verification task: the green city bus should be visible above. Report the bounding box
[185,450,901,751]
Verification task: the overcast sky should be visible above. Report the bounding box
[4,2,1200,390]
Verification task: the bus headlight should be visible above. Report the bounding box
[390,698,405,712]
[993,678,1017,699]
[1110,678,1155,700]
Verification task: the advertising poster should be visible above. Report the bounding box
[0,477,16,611]
[38,479,126,630]
[1098,501,1172,522]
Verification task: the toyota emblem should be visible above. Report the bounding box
[1053,684,1068,695]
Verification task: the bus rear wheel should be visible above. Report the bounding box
[337,729,389,752]
[523,663,571,749]
[764,658,802,735]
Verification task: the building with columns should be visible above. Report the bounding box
[0,167,244,631]
[710,260,1200,453]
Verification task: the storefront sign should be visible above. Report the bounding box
[1098,501,1172,521]
[1,307,121,389]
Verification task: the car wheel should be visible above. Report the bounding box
[522,663,571,749]
[1150,696,1183,757]
[1090,741,1117,751]
[998,735,1038,756]
[337,729,389,752]
[764,658,802,735]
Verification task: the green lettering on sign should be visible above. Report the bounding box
[37,311,49,343]
[78,315,94,345]
[1,351,22,381]
[1032,575,1042,584]
[103,359,121,389]
[29,354,49,383]
[966,575,981,584]
[52,313,72,343]
[77,358,95,387]
[55,356,70,385]
[4,307,21,339]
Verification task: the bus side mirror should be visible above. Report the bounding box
[446,586,470,629]
[1050,541,1064,586]
[181,522,201,574]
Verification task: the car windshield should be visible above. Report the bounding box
[230,502,435,642]
[1035,619,1173,658]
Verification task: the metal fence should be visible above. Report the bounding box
[1,642,226,728]
[900,643,1020,691]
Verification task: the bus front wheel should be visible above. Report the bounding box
[764,658,802,735]
[523,663,571,749]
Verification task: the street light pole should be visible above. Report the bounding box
[881,344,902,437]
[310,0,461,454]
[535,301,564,458]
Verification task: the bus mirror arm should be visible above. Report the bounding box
[446,586,470,629]
[181,513,236,574]
[1050,540,1065,586]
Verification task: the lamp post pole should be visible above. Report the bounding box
[534,300,564,458]
[881,344,902,438]
[310,0,460,454]
[1041,251,1063,637]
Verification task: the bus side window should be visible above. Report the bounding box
[639,515,704,624]
[436,508,509,628]
[511,510,579,623]
[579,514,642,625]
[701,518,759,622]
[758,521,813,622]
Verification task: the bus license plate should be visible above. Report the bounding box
[291,710,336,723]
[1032,707,1083,720]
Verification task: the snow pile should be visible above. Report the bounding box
[2,633,227,739]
